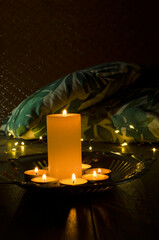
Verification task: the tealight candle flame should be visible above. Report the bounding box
[93,170,97,179]
[98,168,101,174]
[62,109,67,116]
[34,167,39,175]
[42,174,47,182]
[72,173,76,184]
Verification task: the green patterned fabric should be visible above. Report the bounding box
[1,61,159,143]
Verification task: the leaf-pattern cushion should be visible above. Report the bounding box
[111,89,159,142]
[2,61,157,143]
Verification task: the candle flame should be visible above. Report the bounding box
[72,173,76,184]
[42,174,47,182]
[34,167,39,175]
[62,109,67,116]
[98,168,101,174]
[93,170,97,179]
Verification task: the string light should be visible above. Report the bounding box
[8,133,12,136]
[152,147,156,152]
[129,125,135,129]
[5,133,159,168]
[121,142,128,147]
[89,146,92,151]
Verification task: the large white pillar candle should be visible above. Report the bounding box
[47,111,82,179]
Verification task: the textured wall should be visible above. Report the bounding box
[0,0,159,124]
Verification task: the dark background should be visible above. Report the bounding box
[0,0,159,125]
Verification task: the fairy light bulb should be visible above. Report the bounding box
[14,142,18,146]
[39,136,43,140]
[89,146,92,151]
[152,148,156,152]
[129,125,135,129]
[115,130,120,133]
[21,142,25,146]
[121,142,128,147]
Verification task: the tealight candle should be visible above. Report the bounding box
[82,163,91,170]
[85,168,111,177]
[31,174,58,184]
[24,167,47,181]
[60,173,87,186]
[82,170,109,182]
[82,163,92,173]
